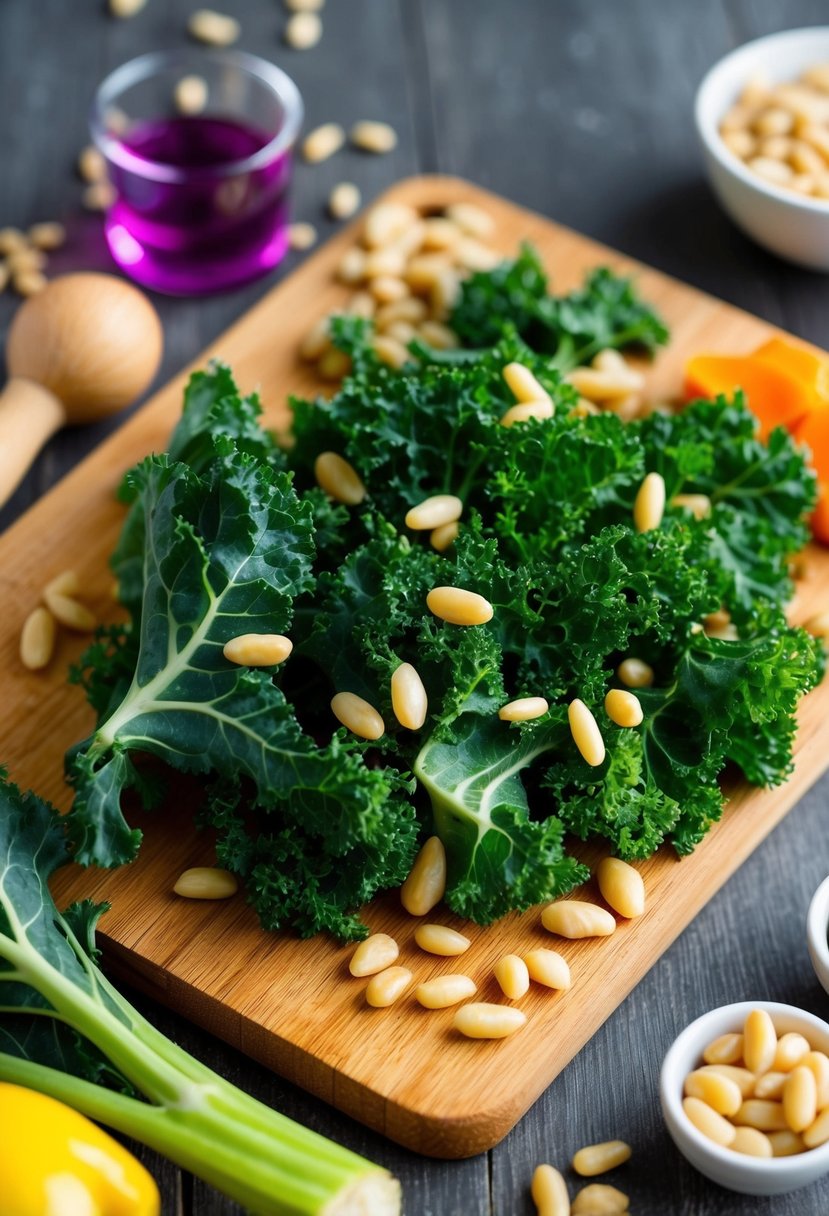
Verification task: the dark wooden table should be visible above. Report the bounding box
[2,2,829,1212]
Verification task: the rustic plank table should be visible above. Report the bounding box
[2,1,829,1212]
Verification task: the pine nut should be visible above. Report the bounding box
[633,471,665,533]
[104,105,130,135]
[603,689,643,728]
[744,1009,777,1075]
[571,1183,629,1213]
[77,144,107,183]
[754,106,794,136]
[754,1072,787,1100]
[223,633,292,666]
[684,1069,743,1117]
[375,297,427,328]
[337,248,366,283]
[364,247,407,278]
[174,74,208,115]
[568,699,605,767]
[421,217,461,251]
[317,348,351,381]
[373,334,410,369]
[430,268,461,319]
[329,183,361,221]
[596,857,645,918]
[455,238,500,272]
[346,291,375,319]
[494,954,530,1000]
[783,1066,817,1132]
[13,270,47,296]
[28,222,66,251]
[731,1127,773,1157]
[774,1032,811,1072]
[735,1100,788,1131]
[542,900,615,940]
[351,120,397,154]
[6,248,46,274]
[500,401,555,427]
[20,607,56,671]
[370,275,409,304]
[302,122,345,164]
[83,183,116,212]
[803,1051,829,1108]
[405,495,462,531]
[188,9,240,46]
[173,867,238,899]
[698,1065,756,1098]
[671,493,712,519]
[284,11,323,48]
[791,139,826,174]
[683,1096,737,1147]
[427,586,493,626]
[109,0,146,15]
[44,569,80,599]
[748,155,794,184]
[790,172,816,195]
[389,219,426,259]
[416,974,476,1009]
[299,317,332,360]
[365,966,412,1008]
[617,658,654,688]
[800,124,829,160]
[567,367,642,400]
[758,134,794,160]
[453,1002,526,1039]
[592,348,631,374]
[722,129,755,158]
[0,227,26,254]
[44,592,96,632]
[349,933,399,977]
[768,1129,806,1156]
[418,320,459,349]
[445,202,495,239]
[414,923,470,956]
[523,948,571,991]
[401,836,446,915]
[331,691,384,740]
[498,696,549,722]
[285,0,324,10]
[288,222,318,251]
[405,253,453,292]
[314,452,366,504]
[503,362,551,404]
[391,661,428,730]
[430,522,459,551]
[803,1107,829,1148]
[364,202,419,248]
[572,1140,633,1176]
[531,1164,570,1216]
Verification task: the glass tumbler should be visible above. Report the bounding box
[90,49,303,295]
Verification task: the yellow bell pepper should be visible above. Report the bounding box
[0,1083,160,1216]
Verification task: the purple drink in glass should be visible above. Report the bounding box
[91,51,303,296]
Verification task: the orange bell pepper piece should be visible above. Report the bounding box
[752,336,829,407]
[792,407,829,544]
[684,353,814,440]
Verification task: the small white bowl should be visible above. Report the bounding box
[660,1001,829,1194]
[695,27,829,269]
[808,876,829,997]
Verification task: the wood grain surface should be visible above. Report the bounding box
[3,2,829,1212]
[0,171,814,1158]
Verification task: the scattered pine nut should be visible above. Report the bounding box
[568,366,642,401]
[299,316,332,361]
[617,657,654,688]
[338,248,367,284]
[365,966,412,1008]
[671,493,712,519]
[329,183,361,221]
[375,297,427,328]
[633,471,666,533]
[523,948,571,991]
[314,451,365,504]
[541,900,616,940]
[7,248,46,274]
[571,1140,633,1176]
[568,698,605,767]
[284,11,323,49]
[0,227,27,254]
[28,222,66,251]
[77,144,107,183]
[414,923,470,956]
[503,362,551,405]
[222,633,292,666]
[571,1183,630,1213]
[349,933,399,977]
[302,122,345,164]
[43,570,80,599]
[364,246,406,278]
[445,202,495,239]
[430,521,459,552]
[405,494,462,531]
[596,857,645,919]
[109,0,146,15]
[331,691,384,740]
[370,275,409,304]
[418,320,459,349]
[390,661,428,730]
[287,221,318,251]
[12,270,47,297]
[498,696,549,722]
[174,74,209,116]
[415,974,476,1009]
[494,954,530,1000]
[42,589,96,632]
[603,689,643,728]
[531,1163,569,1216]
[364,202,419,248]
[427,586,493,626]
[346,291,375,319]
[384,321,417,345]
[453,1002,526,1040]
[373,334,410,369]
[187,9,240,46]
[351,120,398,154]
[20,607,56,671]
[317,348,351,380]
[400,836,446,915]
[455,238,500,272]
[500,401,554,427]
[173,866,238,899]
[83,182,116,211]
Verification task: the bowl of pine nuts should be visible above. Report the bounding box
[807,876,829,997]
[660,1001,829,1194]
[695,27,829,269]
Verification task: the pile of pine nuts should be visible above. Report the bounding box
[719,64,829,199]
[532,1141,633,1215]
[566,348,649,422]
[0,222,65,298]
[19,570,98,671]
[682,1009,829,1156]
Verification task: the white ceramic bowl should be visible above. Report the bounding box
[808,876,829,996]
[695,27,829,269]
[660,1001,829,1194]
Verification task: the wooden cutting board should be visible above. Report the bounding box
[6,175,826,1158]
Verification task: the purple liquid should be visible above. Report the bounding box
[104,115,292,295]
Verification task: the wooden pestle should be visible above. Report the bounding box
[0,273,163,508]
